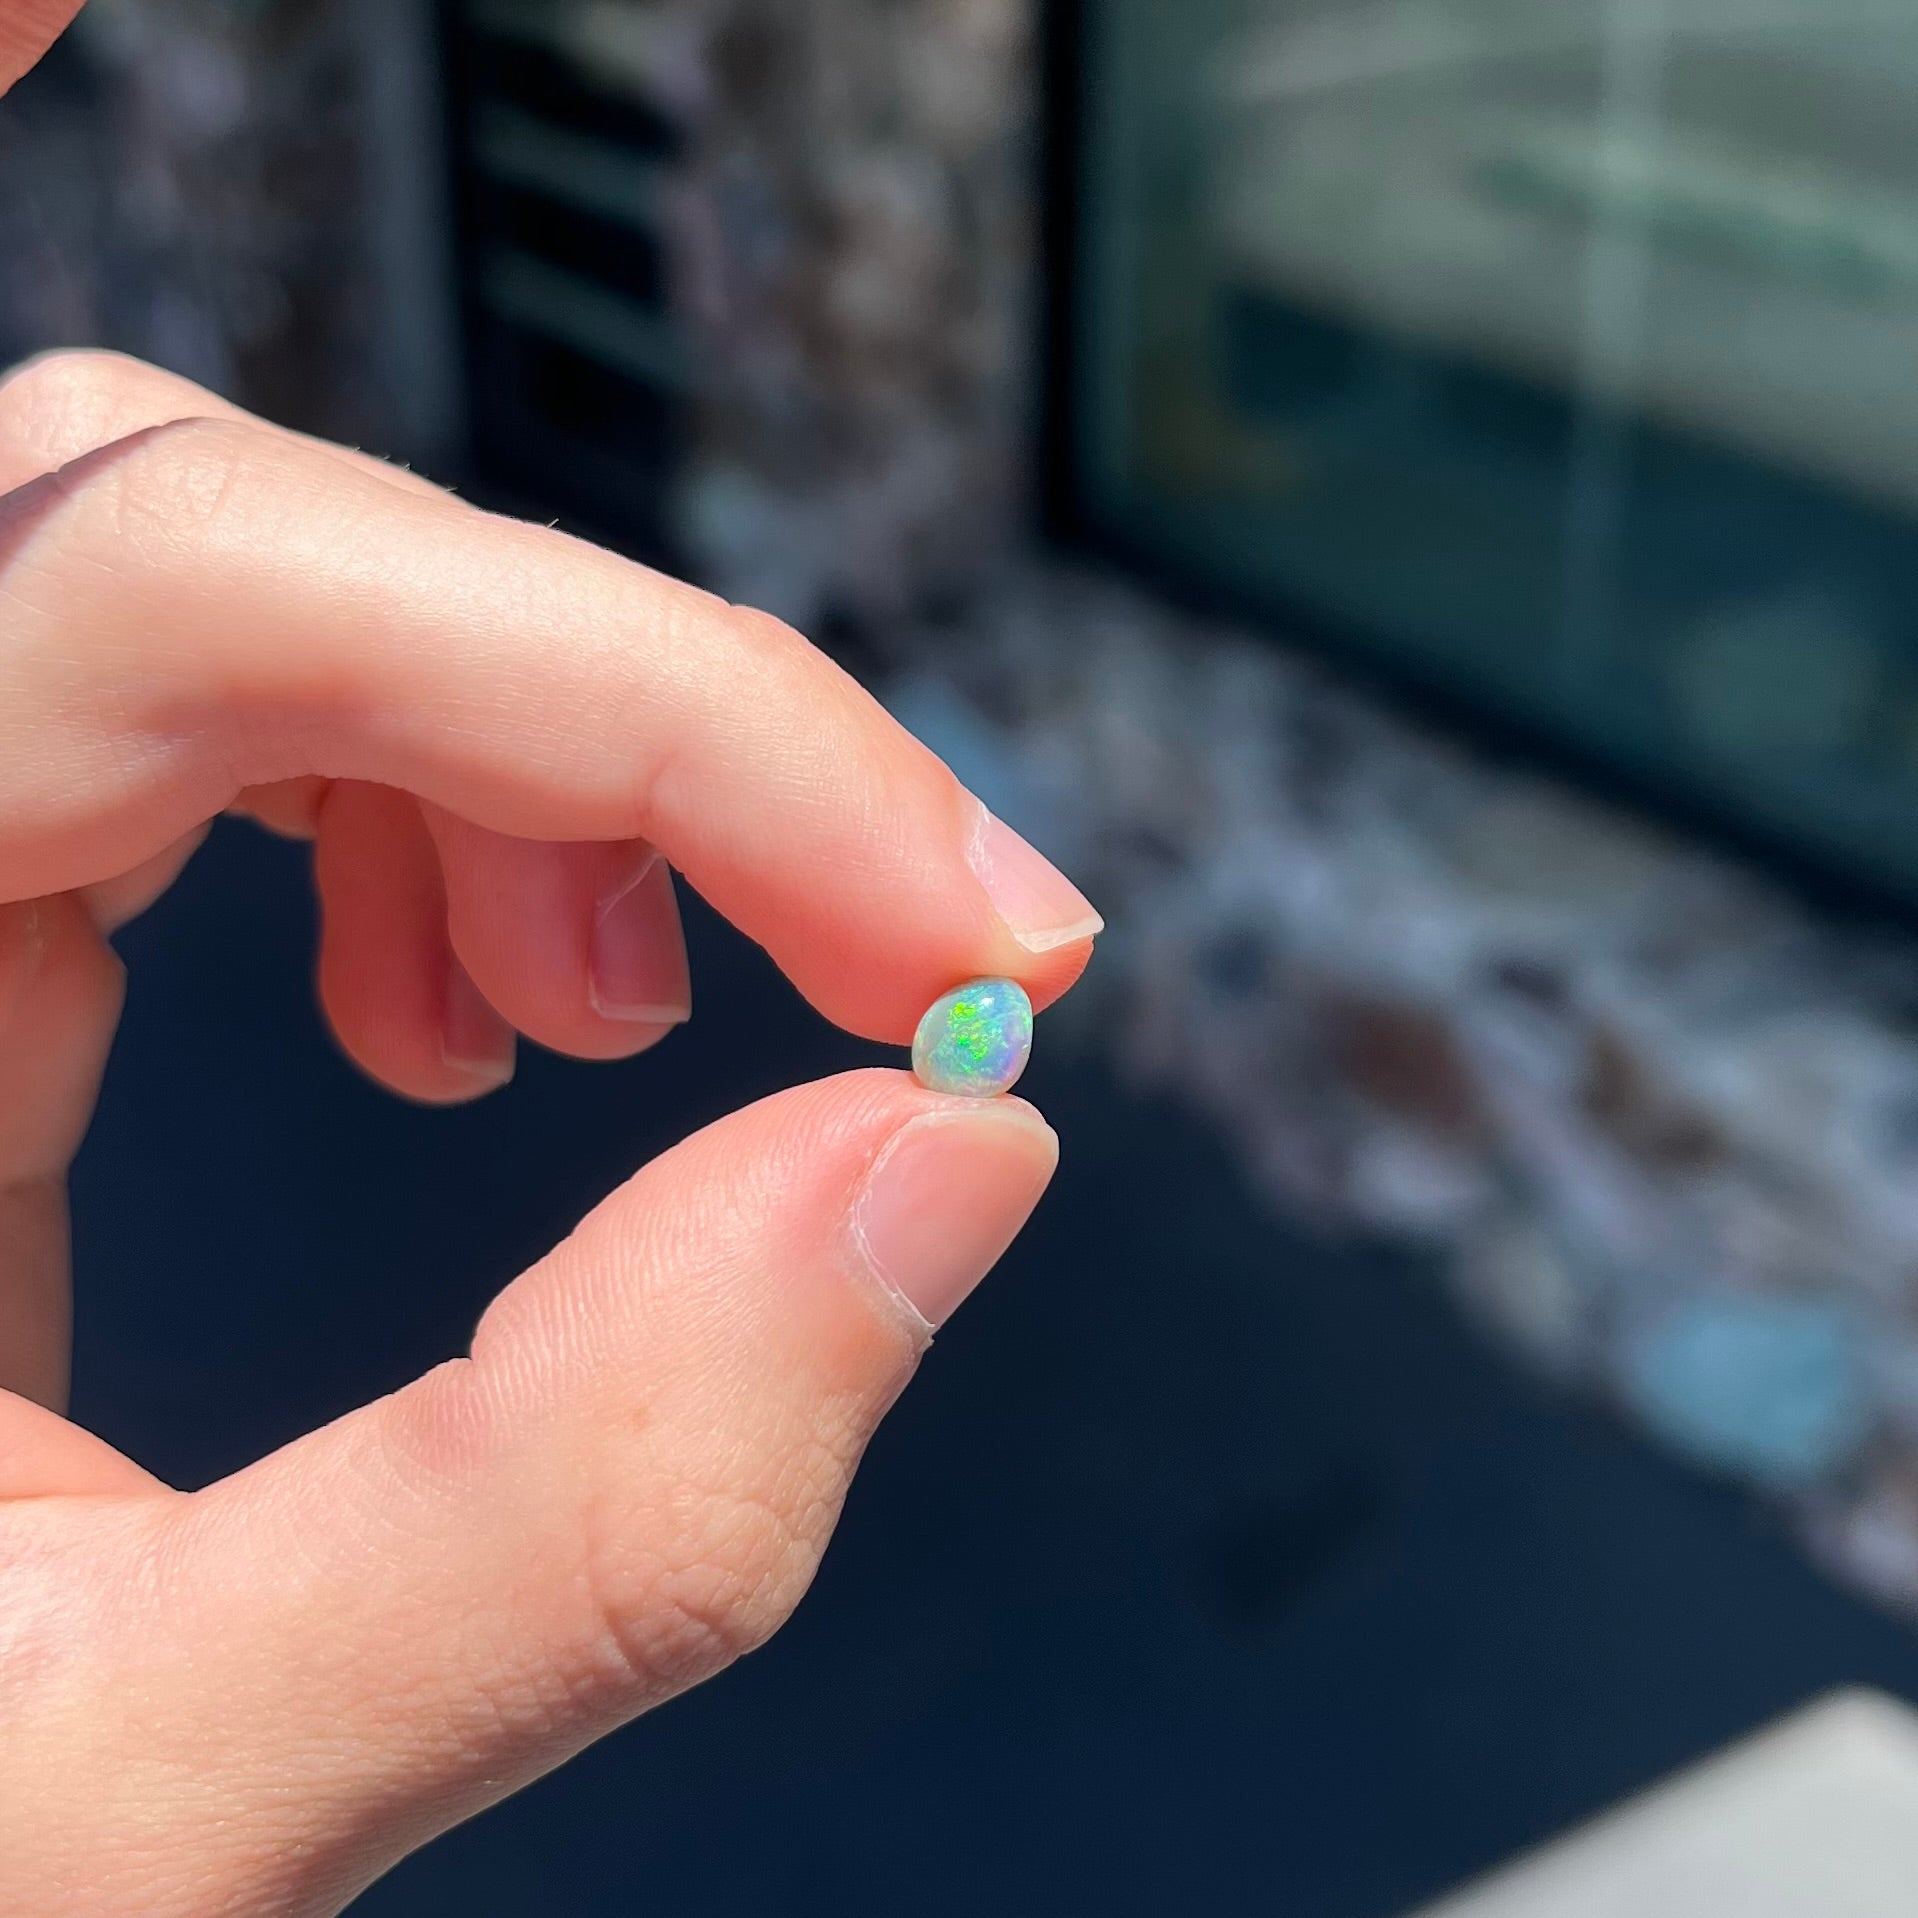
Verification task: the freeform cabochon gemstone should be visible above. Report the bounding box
[912,977,1034,1098]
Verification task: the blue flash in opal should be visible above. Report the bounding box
[912,977,1033,1098]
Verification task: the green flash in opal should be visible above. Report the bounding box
[911,978,1034,1098]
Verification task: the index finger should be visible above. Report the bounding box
[0,413,1100,1039]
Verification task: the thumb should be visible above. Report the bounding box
[13,1071,1056,1918]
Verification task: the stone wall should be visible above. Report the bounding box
[658,0,1040,626]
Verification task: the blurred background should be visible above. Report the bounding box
[14,0,1918,1910]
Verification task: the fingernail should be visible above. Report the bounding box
[442,954,517,1088]
[0,900,46,1031]
[967,805,1104,955]
[852,1104,1059,1331]
[591,847,693,1025]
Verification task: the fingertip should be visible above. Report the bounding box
[427,814,693,1065]
[1020,929,1099,1014]
[850,1095,1058,1333]
[586,847,693,1029]
[966,806,1105,955]
[0,893,125,1181]
[315,782,513,1107]
[81,824,211,931]
[438,954,518,1100]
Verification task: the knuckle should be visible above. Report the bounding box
[720,603,818,682]
[7,415,290,588]
[0,1498,178,1721]
[90,417,272,550]
[0,349,156,453]
[721,601,802,651]
[712,602,875,769]
[0,346,124,411]
[577,1439,846,1699]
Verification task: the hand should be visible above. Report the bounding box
[0,342,1099,1913]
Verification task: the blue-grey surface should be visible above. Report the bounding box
[74,824,1918,1918]
[1620,1296,1873,1491]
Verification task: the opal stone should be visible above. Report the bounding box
[912,977,1034,1098]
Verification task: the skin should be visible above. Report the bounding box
[0,9,1099,1910]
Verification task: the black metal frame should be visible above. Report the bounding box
[432,0,689,568]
